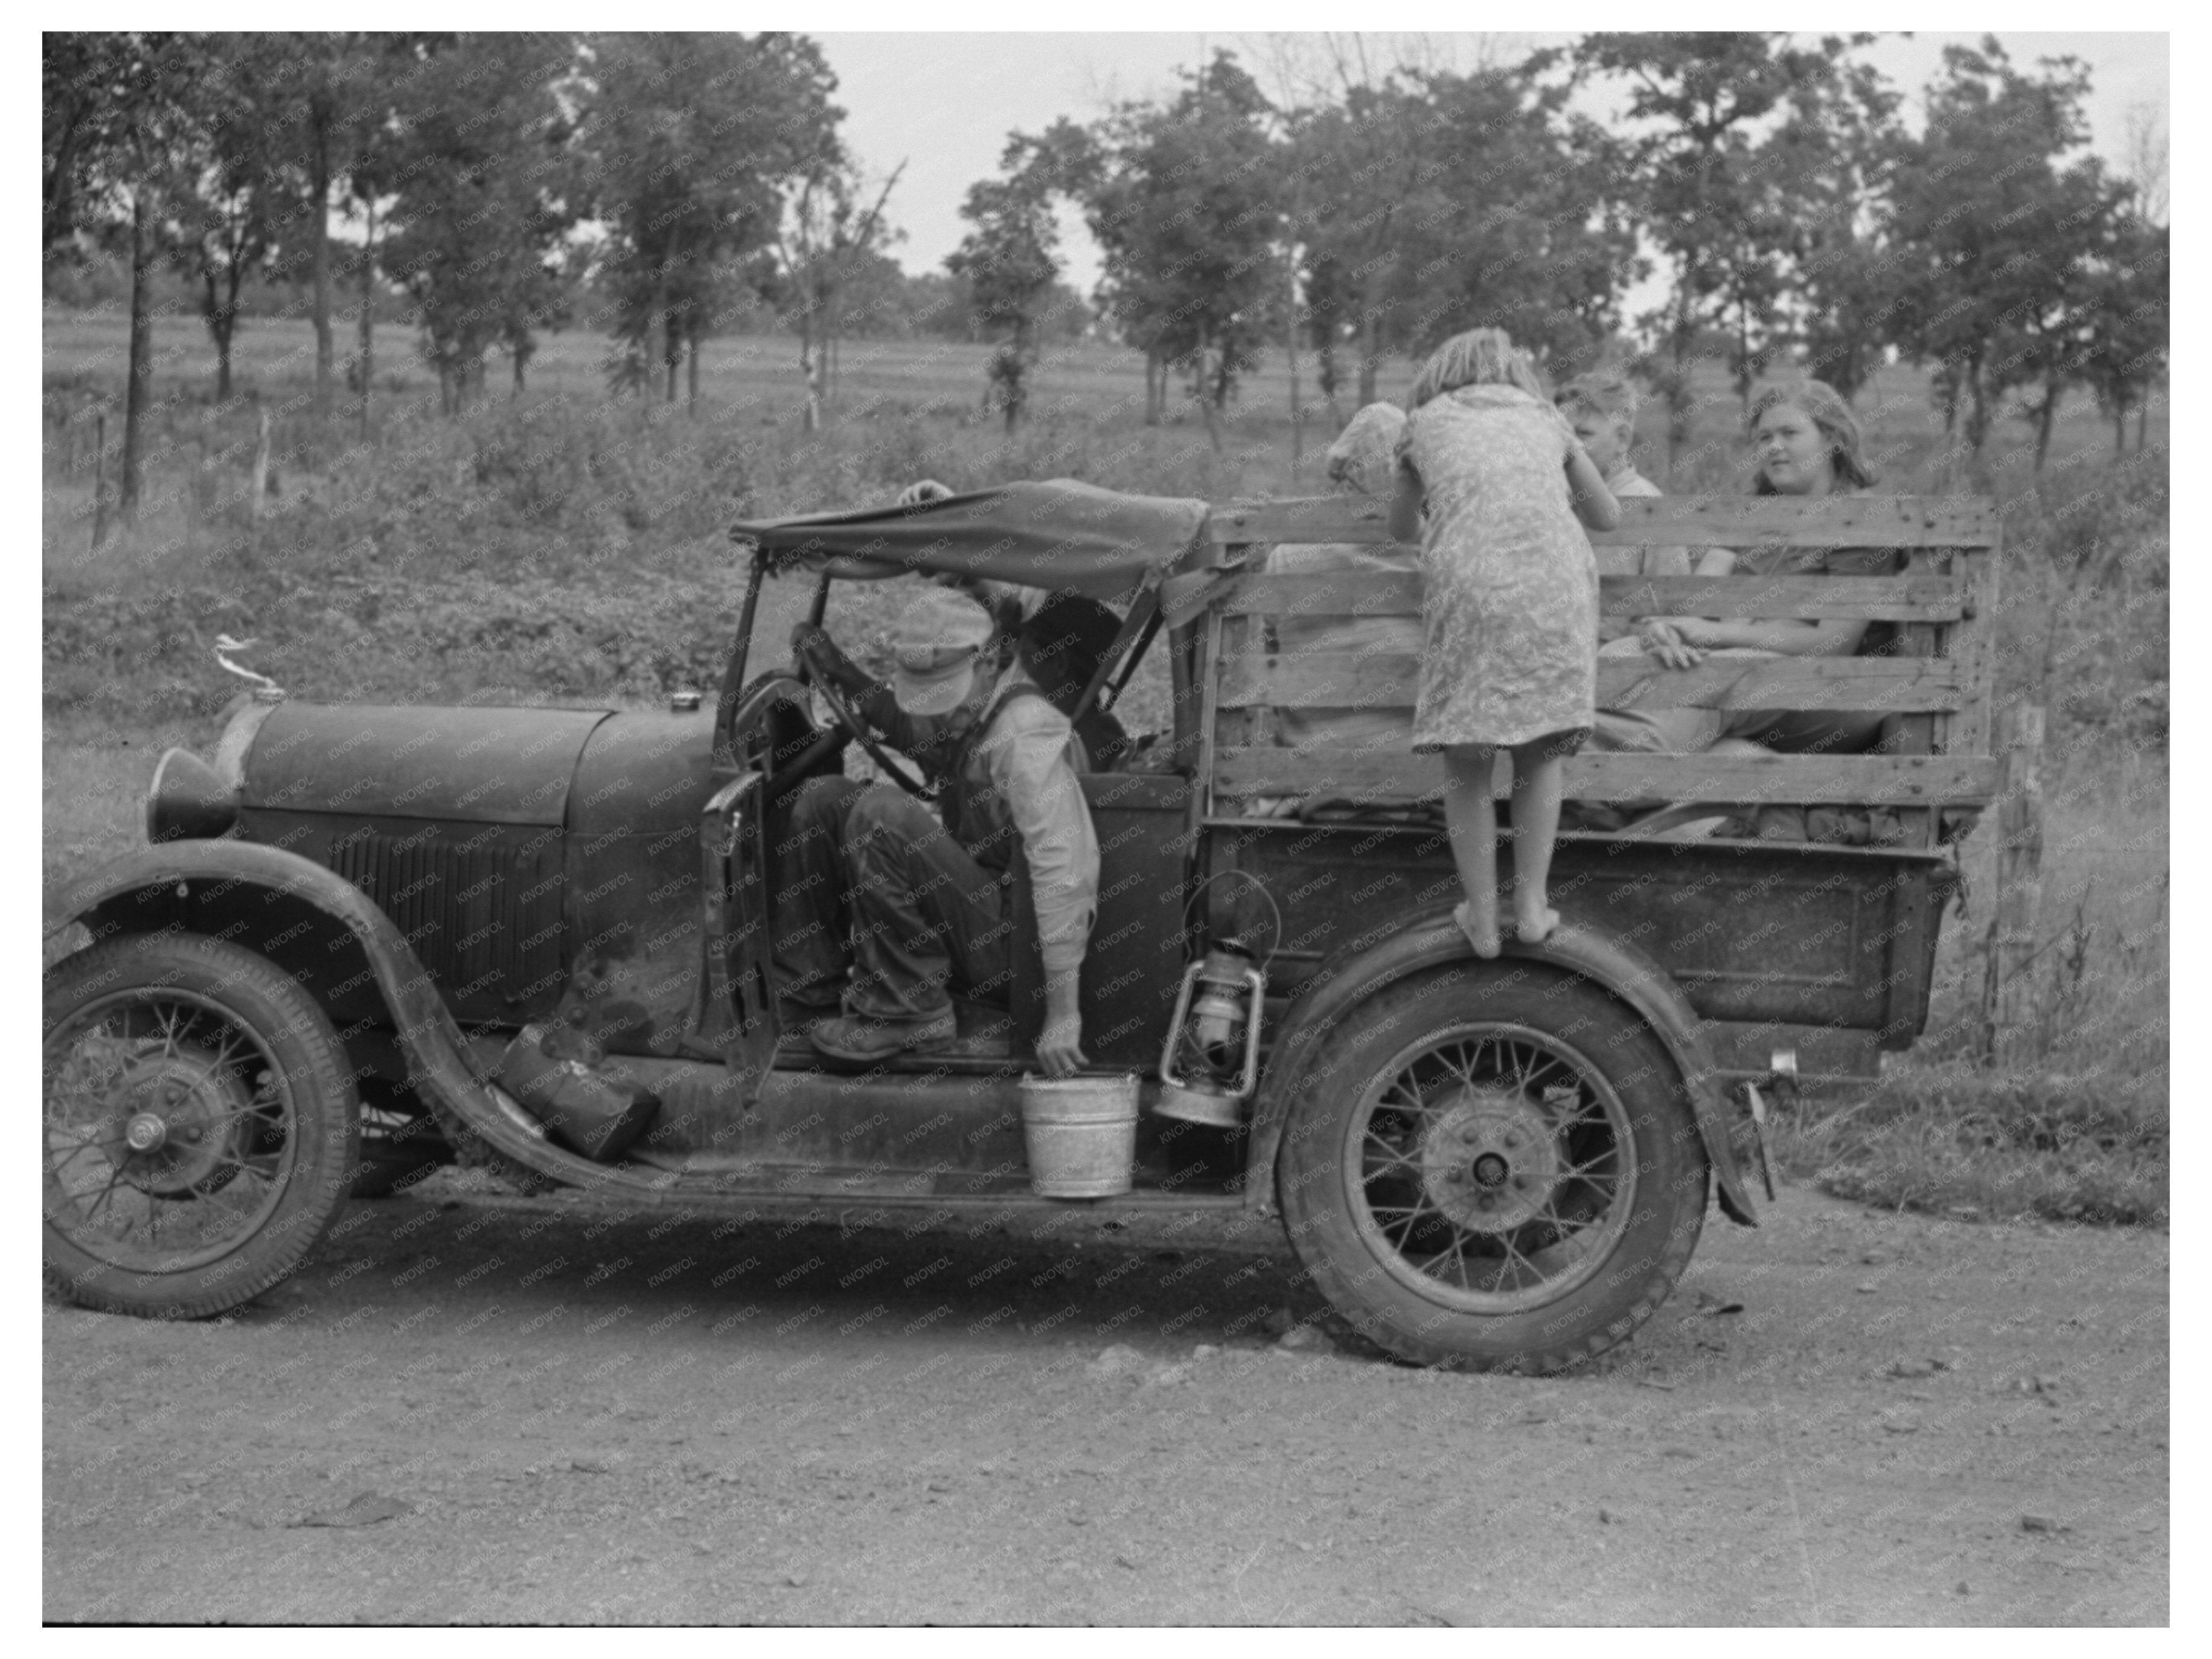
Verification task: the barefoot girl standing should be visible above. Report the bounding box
[1387,330,1620,956]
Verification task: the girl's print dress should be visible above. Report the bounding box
[1402,383,1598,751]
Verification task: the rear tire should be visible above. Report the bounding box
[44,934,359,1319]
[1277,965,1707,1372]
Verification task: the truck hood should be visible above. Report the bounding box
[241,702,615,827]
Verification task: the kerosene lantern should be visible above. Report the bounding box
[1155,875,1279,1128]
[1155,947,1267,1126]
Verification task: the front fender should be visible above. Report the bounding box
[1245,907,1757,1226]
[45,841,671,1198]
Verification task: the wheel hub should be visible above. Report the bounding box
[1418,1086,1563,1232]
[106,1050,252,1197]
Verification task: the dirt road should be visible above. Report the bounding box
[44,1180,2167,1625]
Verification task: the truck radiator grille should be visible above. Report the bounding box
[327,830,563,1011]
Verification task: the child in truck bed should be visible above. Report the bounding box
[1388,330,1620,956]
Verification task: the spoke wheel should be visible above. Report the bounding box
[44,935,358,1319]
[1355,1025,1633,1316]
[1278,965,1707,1372]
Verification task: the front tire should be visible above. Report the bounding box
[1278,965,1707,1372]
[44,934,360,1318]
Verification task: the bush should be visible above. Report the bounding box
[1773,1066,2167,1226]
[41,378,1288,728]
[44,560,744,721]
[1989,456,2170,752]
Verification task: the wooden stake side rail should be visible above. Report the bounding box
[1206,493,2001,549]
[1212,748,2001,805]
[1203,491,2004,832]
[1218,571,1967,622]
[1219,651,1967,712]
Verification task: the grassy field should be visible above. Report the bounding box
[42,310,2171,580]
[42,307,2168,1226]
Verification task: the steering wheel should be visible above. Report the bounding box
[793,631,937,802]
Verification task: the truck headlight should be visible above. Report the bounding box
[145,748,240,843]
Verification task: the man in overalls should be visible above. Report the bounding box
[773,588,1097,1077]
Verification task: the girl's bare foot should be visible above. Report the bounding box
[1515,905,1561,945]
[1453,900,1501,959]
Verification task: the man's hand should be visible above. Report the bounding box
[790,620,826,669]
[898,479,954,507]
[791,623,868,692]
[1036,1014,1088,1079]
[1037,970,1088,1079]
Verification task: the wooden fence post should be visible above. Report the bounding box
[1984,703,2046,1068]
[251,407,271,521]
[1284,253,1302,486]
[91,412,109,551]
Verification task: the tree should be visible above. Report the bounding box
[1763,43,1906,399]
[163,36,286,401]
[43,34,133,260]
[1383,67,1638,378]
[2122,101,2168,229]
[257,34,390,413]
[1565,34,1872,464]
[901,271,974,340]
[2080,213,2168,457]
[1270,58,1641,416]
[945,142,1062,429]
[824,245,915,341]
[2093,105,2171,455]
[376,36,580,413]
[1281,79,1436,409]
[766,154,904,428]
[1888,39,2118,476]
[340,36,464,435]
[43,32,211,527]
[584,32,843,410]
[1997,156,2135,471]
[1057,51,1284,440]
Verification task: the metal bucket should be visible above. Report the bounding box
[1019,1073,1140,1198]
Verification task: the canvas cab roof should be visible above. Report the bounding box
[728,479,1210,604]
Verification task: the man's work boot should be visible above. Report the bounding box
[809,1008,958,1066]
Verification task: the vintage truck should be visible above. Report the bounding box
[42,481,2001,1370]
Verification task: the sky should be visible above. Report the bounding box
[814,31,2171,296]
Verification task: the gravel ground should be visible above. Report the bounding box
[44,1180,2167,1625]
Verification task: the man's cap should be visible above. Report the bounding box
[891,588,997,717]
